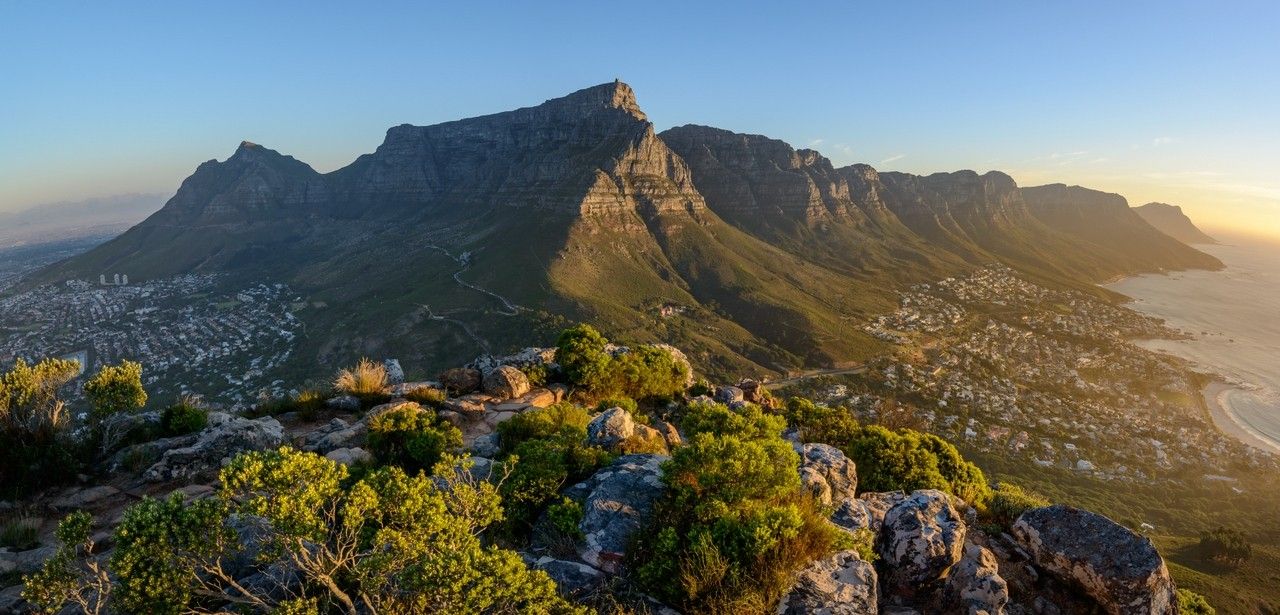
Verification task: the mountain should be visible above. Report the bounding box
[1022,184,1223,275]
[0,194,164,249]
[32,82,1225,381]
[1134,202,1218,244]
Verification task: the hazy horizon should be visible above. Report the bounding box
[4,1,1278,239]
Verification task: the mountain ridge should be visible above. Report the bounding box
[1134,202,1218,245]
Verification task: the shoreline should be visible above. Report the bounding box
[1203,382,1280,455]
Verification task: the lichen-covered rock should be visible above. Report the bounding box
[382,359,405,385]
[652,419,682,447]
[944,542,1009,615]
[879,490,965,595]
[482,365,531,400]
[1013,505,1175,615]
[439,367,482,394]
[522,554,606,597]
[831,498,874,534]
[714,385,744,404]
[576,454,667,573]
[587,407,636,449]
[797,443,857,505]
[325,394,360,412]
[517,388,557,408]
[443,394,488,416]
[471,347,558,375]
[777,550,878,615]
[858,491,906,533]
[302,417,366,453]
[144,415,283,482]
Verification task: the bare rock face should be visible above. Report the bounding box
[797,443,858,506]
[777,550,878,615]
[586,407,637,450]
[482,365,530,400]
[944,542,1009,615]
[439,367,482,394]
[878,490,966,596]
[1013,505,1176,615]
[144,414,283,482]
[574,454,668,574]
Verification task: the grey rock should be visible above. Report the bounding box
[302,417,366,453]
[469,432,501,458]
[586,407,636,449]
[879,490,965,595]
[382,359,405,385]
[439,367,482,394]
[482,365,531,400]
[144,415,284,482]
[325,394,361,412]
[523,554,606,597]
[1013,505,1175,615]
[714,385,744,404]
[48,485,121,511]
[324,447,373,467]
[577,454,668,573]
[831,498,874,534]
[945,542,1009,615]
[777,550,878,615]
[857,491,906,533]
[0,546,56,575]
[798,443,857,506]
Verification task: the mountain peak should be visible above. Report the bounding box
[552,80,646,121]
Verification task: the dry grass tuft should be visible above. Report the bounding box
[334,358,388,397]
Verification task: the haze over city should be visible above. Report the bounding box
[3,0,1278,239]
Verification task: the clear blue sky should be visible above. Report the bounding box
[3,0,1278,236]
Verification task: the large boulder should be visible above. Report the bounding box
[1012,505,1175,615]
[438,367,482,394]
[797,443,857,506]
[144,414,283,482]
[301,417,366,453]
[522,554,606,598]
[574,454,668,573]
[777,550,878,615]
[857,491,906,533]
[586,407,635,449]
[382,359,405,385]
[482,365,531,400]
[879,490,966,595]
[944,542,1009,615]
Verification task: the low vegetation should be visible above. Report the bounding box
[556,324,688,401]
[365,402,462,475]
[333,357,388,398]
[0,358,83,497]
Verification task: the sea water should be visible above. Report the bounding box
[1107,234,1280,449]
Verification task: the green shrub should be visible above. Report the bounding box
[1198,526,1252,566]
[500,432,610,535]
[160,397,208,436]
[521,363,551,387]
[985,482,1050,529]
[403,386,446,408]
[1176,588,1215,615]
[546,497,585,541]
[0,358,82,497]
[631,425,844,614]
[680,400,786,441]
[556,324,612,392]
[843,424,991,507]
[83,360,147,423]
[367,404,462,475]
[497,402,592,454]
[22,510,111,615]
[784,397,859,445]
[110,494,230,614]
[606,345,689,401]
[688,379,714,397]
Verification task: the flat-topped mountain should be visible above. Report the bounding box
[33,81,1225,381]
[1134,202,1218,245]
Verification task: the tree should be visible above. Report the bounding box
[556,324,612,392]
[83,360,147,423]
[1198,526,1252,566]
[22,511,111,615]
[0,357,82,494]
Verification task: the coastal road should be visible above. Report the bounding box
[764,364,868,390]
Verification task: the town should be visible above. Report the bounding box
[0,274,301,406]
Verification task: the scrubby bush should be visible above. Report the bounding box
[22,510,112,615]
[500,427,610,536]
[632,418,844,613]
[366,403,462,475]
[497,402,592,454]
[160,396,208,436]
[27,448,587,614]
[333,357,388,397]
[843,424,991,507]
[248,388,329,419]
[1198,526,1252,566]
[1176,588,1216,615]
[0,513,41,550]
[0,358,82,496]
[985,481,1050,529]
[556,324,612,392]
[402,385,446,408]
[784,397,859,445]
[680,400,785,441]
[556,325,689,401]
[83,360,147,423]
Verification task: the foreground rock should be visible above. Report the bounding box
[777,550,878,615]
[522,554,606,598]
[570,454,667,574]
[878,490,965,596]
[482,365,531,400]
[944,542,1009,615]
[797,443,857,506]
[1013,505,1175,615]
[144,413,284,482]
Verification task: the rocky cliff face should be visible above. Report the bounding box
[1134,202,1218,245]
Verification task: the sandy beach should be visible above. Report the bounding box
[1203,382,1280,455]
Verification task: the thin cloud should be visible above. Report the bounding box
[880,153,906,164]
[807,138,825,148]
[1151,136,1177,147]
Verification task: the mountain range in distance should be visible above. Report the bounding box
[33,81,1224,380]
[1134,202,1218,245]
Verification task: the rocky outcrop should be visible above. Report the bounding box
[571,454,667,574]
[777,550,878,615]
[1012,505,1176,615]
[522,555,606,598]
[796,443,857,506]
[482,365,531,400]
[439,368,482,394]
[301,417,366,453]
[944,542,1009,615]
[144,413,284,482]
[878,490,966,596]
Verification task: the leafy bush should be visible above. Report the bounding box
[556,325,689,401]
[27,448,587,614]
[0,358,82,497]
[556,324,612,392]
[366,403,462,475]
[1176,588,1216,615]
[402,386,446,408]
[500,429,610,535]
[545,497,585,541]
[160,396,208,436]
[784,397,859,445]
[842,424,991,507]
[22,510,111,615]
[1198,526,1252,566]
[333,357,388,397]
[497,402,592,455]
[680,400,786,441]
[83,360,147,423]
[985,481,1050,529]
[631,423,844,614]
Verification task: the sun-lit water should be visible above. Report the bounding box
[1107,234,1280,449]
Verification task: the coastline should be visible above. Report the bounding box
[1203,382,1280,455]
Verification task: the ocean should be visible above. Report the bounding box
[1107,234,1280,452]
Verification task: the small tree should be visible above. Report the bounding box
[1198,526,1252,566]
[556,324,612,391]
[22,511,112,615]
[0,357,82,494]
[83,360,147,423]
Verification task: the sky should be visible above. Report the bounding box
[2,1,1278,239]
